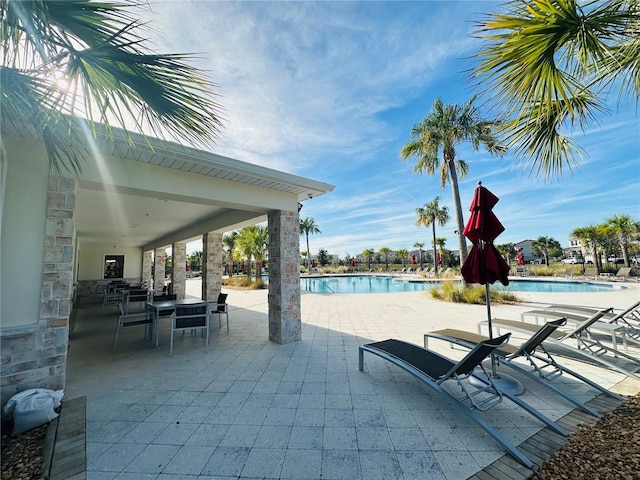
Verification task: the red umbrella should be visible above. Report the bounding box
[461,182,517,388]
[411,255,416,265]
[351,259,356,268]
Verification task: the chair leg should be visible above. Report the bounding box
[170,327,174,356]
[225,312,229,332]
[113,321,121,352]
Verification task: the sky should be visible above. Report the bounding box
[144,1,640,258]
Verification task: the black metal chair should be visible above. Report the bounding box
[210,293,229,331]
[113,301,154,352]
[170,302,209,356]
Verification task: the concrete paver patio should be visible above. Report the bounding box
[65,278,640,479]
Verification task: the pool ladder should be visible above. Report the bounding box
[319,279,335,293]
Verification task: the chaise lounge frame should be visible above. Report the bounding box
[358,335,569,469]
[479,310,640,380]
[424,319,623,419]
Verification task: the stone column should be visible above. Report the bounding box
[1,176,77,405]
[202,232,223,302]
[142,250,153,287]
[172,242,187,299]
[154,248,166,292]
[267,210,301,344]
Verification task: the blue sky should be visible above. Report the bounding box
[146,1,639,258]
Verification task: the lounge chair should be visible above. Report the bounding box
[424,319,622,418]
[359,335,568,468]
[479,310,640,379]
[611,267,634,281]
[582,267,598,280]
[546,301,640,346]
[555,267,574,278]
[519,309,631,353]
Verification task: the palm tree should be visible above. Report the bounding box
[400,97,505,268]
[300,217,321,270]
[362,249,374,271]
[572,225,605,272]
[497,243,516,265]
[413,241,425,268]
[415,197,450,274]
[434,237,447,270]
[1,0,224,174]
[397,248,409,269]
[473,0,639,178]
[532,236,562,265]
[223,232,238,277]
[379,247,391,271]
[235,225,268,280]
[606,214,640,267]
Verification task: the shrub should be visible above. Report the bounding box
[430,280,520,305]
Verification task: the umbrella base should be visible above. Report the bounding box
[469,372,525,396]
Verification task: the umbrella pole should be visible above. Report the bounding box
[479,282,524,395]
[485,283,499,377]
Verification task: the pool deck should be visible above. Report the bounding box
[65,277,640,479]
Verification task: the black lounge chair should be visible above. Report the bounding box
[359,334,568,469]
[424,319,623,418]
[480,310,640,380]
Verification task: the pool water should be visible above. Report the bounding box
[300,275,623,294]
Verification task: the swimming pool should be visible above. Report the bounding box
[300,275,624,294]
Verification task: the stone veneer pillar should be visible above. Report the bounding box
[202,232,223,301]
[154,248,166,292]
[142,250,153,288]
[267,210,301,344]
[0,176,76,407]
[172,242,187,299]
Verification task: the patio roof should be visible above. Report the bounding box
[5,120,334,249]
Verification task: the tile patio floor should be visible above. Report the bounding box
[65,278,640,479]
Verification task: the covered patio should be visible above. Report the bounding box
[1,121,333,406]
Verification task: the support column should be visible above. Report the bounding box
[154,248,166,292]
[267,210,301,344]
[202,232,223,302]
[1,176,77,405]
[142,250,153,288]
[172,242,187,299]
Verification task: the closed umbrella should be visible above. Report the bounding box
[461,182,522,393]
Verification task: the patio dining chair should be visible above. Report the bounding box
[113,301,154,351]
[170,302,209,356]
[210,293,229,332]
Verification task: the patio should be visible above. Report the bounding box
[65,281,640,479]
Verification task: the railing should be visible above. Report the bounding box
[319,279,335,293]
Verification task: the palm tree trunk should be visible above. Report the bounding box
[432,223,438,274]
[448,160,468,267]
[306,234,311,270]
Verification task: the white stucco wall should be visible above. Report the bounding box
[77,243,143,281]
[1,137,49,328]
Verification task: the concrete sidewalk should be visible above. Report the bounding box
[65,279,640,479]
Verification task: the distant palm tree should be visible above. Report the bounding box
[379,247,391,271]
[223,232,238,277]
[236,225,268,280]
[1,0,224,174]
[434,237,447,269]
[300,217,321,270]
[473,0,639,178]
[400,97,505,268]
[572,225,605,272]
[415,197,450,274]
[413,242,425,268]
[606,215,640,267]
[362,249,374,271]
[497,243,516,265]
[397,248,409,269]
[532,236,562,265]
